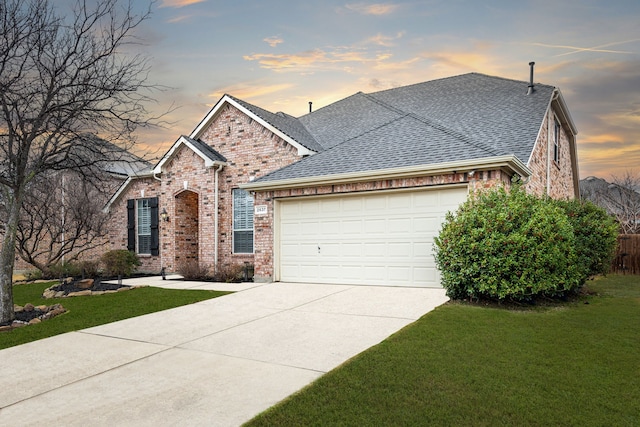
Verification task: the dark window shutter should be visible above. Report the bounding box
[150,197,159,256]
[127,199,135,251]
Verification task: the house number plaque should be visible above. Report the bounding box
[254,205,268,216]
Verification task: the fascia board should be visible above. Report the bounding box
[240,155,531,192]
[190,95,315,157]
[553,89,578,136]
[153,136,225,174]
[102,171,155,213]
[528,95,554,167]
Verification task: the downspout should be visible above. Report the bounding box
[214,163,223,273]
[152,170,162,272]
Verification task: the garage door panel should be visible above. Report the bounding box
[279,187,467,287]
[341,219,362,234]
[413,216,439,233]
[341,243,362,257]
[363,242,386,257]
[388,218,411,233]
[388,242,412,257]
[364,218,386,234]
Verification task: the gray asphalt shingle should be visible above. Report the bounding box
[235,73,557,183]
[229,95,324,153]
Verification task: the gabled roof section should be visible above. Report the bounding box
[245,113,521,188]
[102,169,155,213]
[189,94,320,156]
[249,72,564,187]
[153,135,226,174]
[227,95,324,153]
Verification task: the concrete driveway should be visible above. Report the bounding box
[0,279,449,426]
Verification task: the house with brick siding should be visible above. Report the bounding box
[104,71,579,288]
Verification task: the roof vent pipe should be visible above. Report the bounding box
[309,101,312,113]
[527,61,535,95]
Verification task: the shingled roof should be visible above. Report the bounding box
[248,73,558,184]
[226,95,325,153]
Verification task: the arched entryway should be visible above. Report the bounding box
[174,190,199,269]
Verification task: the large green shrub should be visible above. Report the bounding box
[434,184,581,302]
[101,250,141,278]
[553,198,618,282]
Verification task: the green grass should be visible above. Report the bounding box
[1,281,227,350]
[246,275,640,427]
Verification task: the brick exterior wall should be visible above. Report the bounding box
[525,107,577,199]
[106,103,302,275]
[107,176,162,273]
[251,170,511,282]
[103,100,577,282]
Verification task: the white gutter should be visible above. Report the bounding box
[240,155,531,192]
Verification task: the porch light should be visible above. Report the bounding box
[160,208,169,222]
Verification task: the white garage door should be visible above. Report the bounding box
[278,186,468,287]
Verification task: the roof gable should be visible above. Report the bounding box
[153,135,226,174]
[189,94,319,156]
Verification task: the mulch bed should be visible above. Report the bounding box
[48,278,128,294]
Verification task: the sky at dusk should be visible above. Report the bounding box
[125,0,639,180]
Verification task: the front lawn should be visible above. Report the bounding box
[0,281,227,350]
[246,275,640,426]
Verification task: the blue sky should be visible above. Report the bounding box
[129,0,640,180]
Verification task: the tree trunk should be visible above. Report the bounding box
[0,196,20,324]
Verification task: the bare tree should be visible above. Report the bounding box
[581,172,640,234]
[15,171,111,277]
[607,172,640,234]
[0,0,158,324]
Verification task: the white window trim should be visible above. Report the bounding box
[137,198,152,255]
[553,116,561,164]
[232,189,254,254]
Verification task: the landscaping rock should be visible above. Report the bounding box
[77,278,94,289]
[23,303,35,312]
[14,304,23,312]
[68,290,92,297]
[1,303,67,332]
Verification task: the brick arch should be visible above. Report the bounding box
[174,189,199,270]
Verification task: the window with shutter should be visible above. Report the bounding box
[137,199,152,254]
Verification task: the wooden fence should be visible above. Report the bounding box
[611,234,640,275]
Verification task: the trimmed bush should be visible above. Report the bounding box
[178,260,212,280]
[101,250,141,278]
[434,184,581,302]
[47,261,82,279]
[553,198,619,282]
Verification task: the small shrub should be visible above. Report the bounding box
[77,260,101,278]
[47,261,82,279]
[553,198,619,283]
[24,269,43,281]
[213,263,247,283]
[101,250,141,278]
[434,184,581,302]
[178,260,211,280]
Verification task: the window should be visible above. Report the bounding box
[553,119,561,163]
[233,189,254,253]
[127,197,159,256]
[137,199,152,254]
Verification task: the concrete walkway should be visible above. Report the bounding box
[0,278,449,426]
